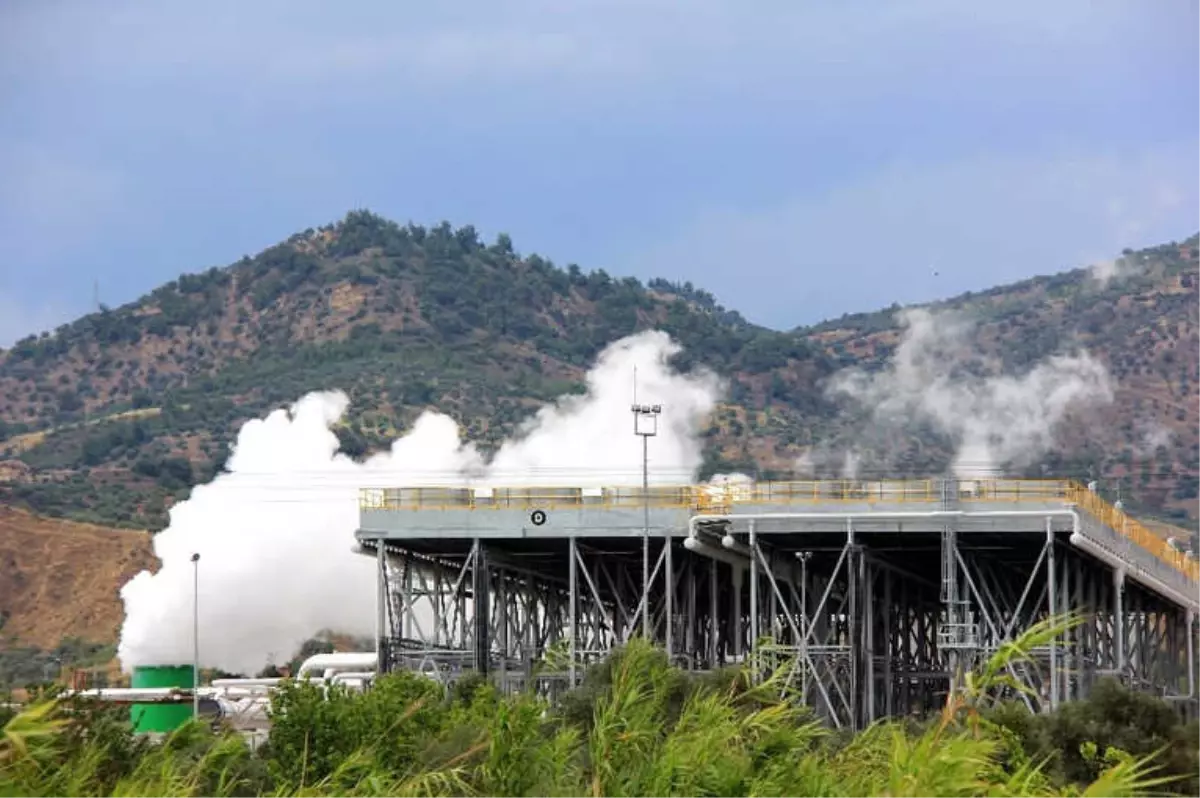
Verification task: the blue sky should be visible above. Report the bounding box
[1,1,1197,346]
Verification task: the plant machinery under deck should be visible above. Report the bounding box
[356,478,1199,728]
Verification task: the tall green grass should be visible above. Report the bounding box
[0,614,1191,797]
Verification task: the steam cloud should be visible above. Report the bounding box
[1133,421,1173,458]
[827,308,1114,478]
[1089,252,1153,286]
[117,310,1119,675]
[117,331,722,676]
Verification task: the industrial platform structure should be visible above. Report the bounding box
[356,478,1199,728]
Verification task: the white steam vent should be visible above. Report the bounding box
[827,307,1113,479]
[117,331,724,676]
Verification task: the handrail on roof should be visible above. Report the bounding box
[359,478,1071,511]
[357,478,1197,582]
[1064,482,1198,582]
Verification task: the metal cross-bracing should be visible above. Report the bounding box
[356,478,1200,728]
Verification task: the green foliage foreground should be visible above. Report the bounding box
[1,618,1196,796]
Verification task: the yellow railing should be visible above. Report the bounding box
[359,478,1197,583]
[955,479,1072,502]
[1065,483,1199,583]
[357,479,1075,512]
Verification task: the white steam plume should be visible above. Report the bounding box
[118,331,722,676]
[486,332,722,484]
[1089,251,1154,286]
[793,449,815,477]
[1133,421,1173,458]
[793,446,864,479]
[839,450,861,479]
[828,308,1114,479]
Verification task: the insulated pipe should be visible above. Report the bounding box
[721,534,753,558]
[1069,533,1199,612]
[749,520,758,651]
[296,652,378,680]
[685,505,1193,611]
[683,535,750,569]
[330,671,375,687]
[688,509,1082,540]
[376,541,386,671]
[74,685,297,702]
[1113,568,1126,673]
[330,671,375,682]
[211,678,284,688]
[721,533,801,586]
[683,535,799,586]
[690,510,1080,587]
[1187,610,1196,699]
[73,688,201,701]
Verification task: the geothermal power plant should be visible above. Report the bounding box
[75,473,1199,735]
[356,475,1199,729]
[77,356,1199,735]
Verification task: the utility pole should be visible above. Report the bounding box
[191,552,200,720]
[632,399,661,642]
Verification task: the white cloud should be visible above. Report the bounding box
[0,0,1171,98]
[621,141,1199,328]
[0,0,1192,334]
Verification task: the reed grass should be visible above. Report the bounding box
[0,614,1189,797]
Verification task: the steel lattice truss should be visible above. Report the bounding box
[362,487,1199,728]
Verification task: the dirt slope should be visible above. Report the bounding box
[0,506,157,649]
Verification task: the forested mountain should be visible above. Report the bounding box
[1,212,1196,529]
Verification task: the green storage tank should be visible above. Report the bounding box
[130,665,196,733]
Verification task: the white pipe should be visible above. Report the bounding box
[1113,567,1126,673]
[683,536,750,568]
[721,534,753,558]
[1187,610,1195,699]
[689,511,1082,561]
[721,533,801,585]
[331,671,375,684]
[74,688,187,700]
[70,671,379,712]
[72,687,224,701]
[691,508,1193,609]
[296,652,378,680]
[331,672,375,689]
[688,509,1082,541]
[688,511,1083,589]
[211,678,284,688]
[214,687,278,699]
[682,536,798,585]
[1069,532,1199,612]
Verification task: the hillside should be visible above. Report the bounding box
[0,212,1196,533]
[0,505,155,650]
[0,212,835,530]
[807,237,1199,521]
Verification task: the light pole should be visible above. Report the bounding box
[632,403,661,643]
[190,552,200,720]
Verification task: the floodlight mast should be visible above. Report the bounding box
[632,403,663,648]
[191,552,200,719]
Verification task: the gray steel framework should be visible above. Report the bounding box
[357,483,1199,728]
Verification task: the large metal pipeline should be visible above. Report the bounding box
[69,651,379,707]
[1069,532,1199,612]
[681,533,800,586]
[687,508,1194,612]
